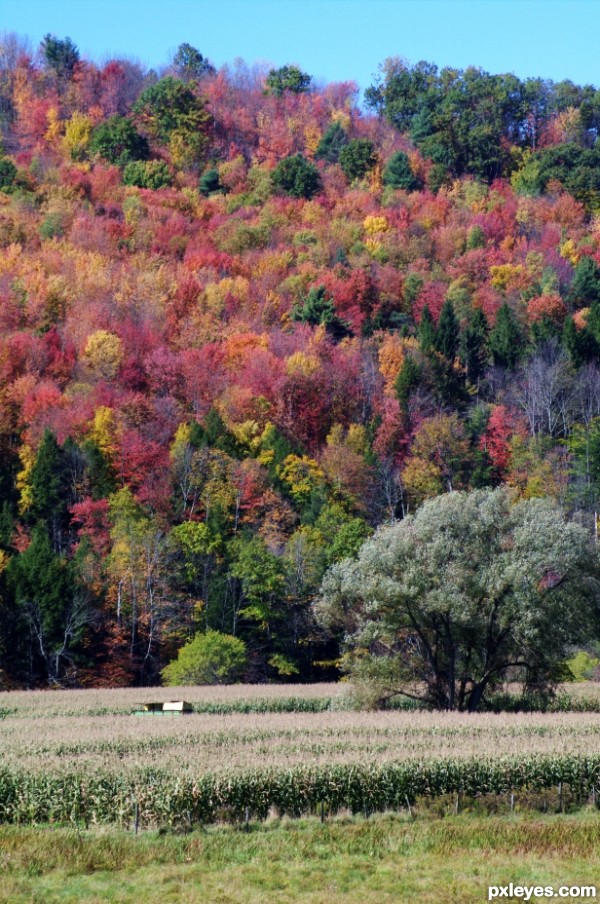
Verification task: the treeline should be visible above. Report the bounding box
[1,34,600,686]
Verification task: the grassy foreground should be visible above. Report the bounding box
[1,813,599,904]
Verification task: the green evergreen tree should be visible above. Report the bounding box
[82,441,116,500]
[418,305,437,352]
[570,257,600,307]
[489,303,523,369]
[460,307,489,384]
[0,502,13,549]
[394,354,422,416]
[172,43,214,82]
[0,157,17,192]
[199,168,221,195]
[291,286,351,341]
[434,299,460,360]
[229,534,286,628]
[338,139,377,181]
[265,65,312,96]
[563,314,599,366]
[403,273,423,307]
[132,77,209,144]
[28,430,69,545]
[466,225,486,250]
[427,163,451,193]
[258,425,296,478]
[271,154,321,199]
[198,409,245,459]
[531,314,562,346]
[314,122,348,163]
[89,116,149,166]
[40,34,79,79]
[382,150,422,190]
[7,524,80,683]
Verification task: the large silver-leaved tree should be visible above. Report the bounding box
[315,488,600,711]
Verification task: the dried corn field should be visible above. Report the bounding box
[0,683,342,719]
[3,685,600,826]
[4,708,600,775]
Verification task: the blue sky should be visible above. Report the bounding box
[3,0,600,93]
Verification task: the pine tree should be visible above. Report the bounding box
[314,122,348,163]
[83,440,116,500]
[418,305,437,352]
[461,307,489,384]
[394,355,422,416]
[570,258,600,307]
[435,299,460,361]
[28,431,69,549]
[6,524,80,683]
[489,303,523,369]
[383,150,422,190]
[291,286,351,341]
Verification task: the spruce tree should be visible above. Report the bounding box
[435,299,460,361]
[418,305,437,352]
[7,524,78,683]
[83,440,116,500]
[394,355,422,416]
[28,430,69,548]
[291,286,351,341]
[562,314,599,366]
[489,303,523,369]
[314,122,348,163]
[571,258,600,307]
[383,150,422,190]
[461,307,489,384]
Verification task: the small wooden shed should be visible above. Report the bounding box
[163,700,193,713]
[133,700,193,715]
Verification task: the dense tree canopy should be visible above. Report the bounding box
[1,35,600,689]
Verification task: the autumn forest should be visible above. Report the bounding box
[2,35,600,689]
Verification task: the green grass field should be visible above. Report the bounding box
[1,813,599,903]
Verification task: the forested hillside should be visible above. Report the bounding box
[2,35,600,687]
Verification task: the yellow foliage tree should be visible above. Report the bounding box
[304,123,322,157]
[402,413,471,506]
[82,331,123,381]
[278,454,325,505]
[88,406,119,459]
[16,444,35,514]
[62,112,93,161]
[44,107,63,144]
[285,351,320,376]
[363,215,389,235]
[489,263,528,292]
[560,238,579,266]
[378,334,419,394]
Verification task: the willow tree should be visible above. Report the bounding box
[315,488,600,711]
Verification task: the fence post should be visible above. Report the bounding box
[134,800,139,835]
[558,782,563,813]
